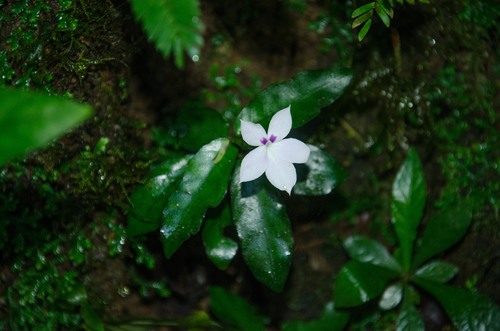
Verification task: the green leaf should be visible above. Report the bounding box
[352,11,373,29]
[130,0,203,69]
[413,261,458,283]
[168,105,228,152]
[231,165,293,292]
[414,279,500,330]
[234,68,353,134]
[412,201,472,268]
[202,201,238,270]
[335,260,395,308]
[375,2,392,27]
[127,155,190,236]
[352,2,375,18]
[293,145,346,195]
[344,235,402,272]
[160,139,237,258]
[282,302,349,331]
[396,290,424,331]
[391,149,426,271]
[379,282,403,310]
[210,287,267,331]
[0,87,92,165]
[81,302,104,331]
[358,19,372,41]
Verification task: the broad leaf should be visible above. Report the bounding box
[335,260,395,308]
[379,282,403,310]
[391,149,426,271]
[0,87,92,165]
[344,235,401,272]
[231,165,293,292]
[234,68,352,134]
[81,302,105,331]
[396,291,424,331]
[130,0,203,68]
[127,155,190,236]
[202,201,238,270]
[413,261,458,283]
[282,302,349,331]
[160,139,237,258]
[293,145,346,196]
[210,287,267,331]
[414,279,500,331]
[162,105,228,152]
[412,201,472,268]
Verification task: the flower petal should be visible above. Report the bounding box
[241,120,267,146]
[270,138,310,164]
[240,146,268,182]
[267,105,292,141]
[265,156,296,194]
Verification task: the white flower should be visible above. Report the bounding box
[239,105,310,194]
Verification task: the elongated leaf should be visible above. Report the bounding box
[202,201,238,270]
[282,302,349,331]
[352,2,375,18]
[335,260,395,308]
[127,155,190,236]
[379,282,403,310]
[210,287,267,331]
[293,145,346,195]
[0,87,92,165]
[391,149,426,271]
[344,235,401,272]
[234,68,353,134]
[375,3,391,27]
[130,0,203,68]
[160,139,237,258]
[397,290,424,331]
[352,11,373,29]
[414,279,500,330]
[412,201,472,268]
[231,165,293,292]
[358,19,372,41]
[413,261,458,283]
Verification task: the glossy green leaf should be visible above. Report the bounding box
[352,2,375,18]
[202,201,238,270]
[231,165,293,292]
[344,235,401,272]
[375,2,391,27]
[293,145,346,196]
[391,149,426,271]
[396,291,424,331]
[335,260,395,308]
[210,287,267,331]
[282,302,349,331]
[234,68,353,134]
[412,202,472,268]
[352,11,373,29]
[130,0,203,68]
[81,302,104,331]
[379,282,403,310]
[0,87,92,165]
[358,19,372,41]
[127,155,190,236]
[169,105,228,152]
[160,139,237,258]
[414,279,500,330]
[413,261,458,283]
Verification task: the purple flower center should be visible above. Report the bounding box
[260,134,277,145]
